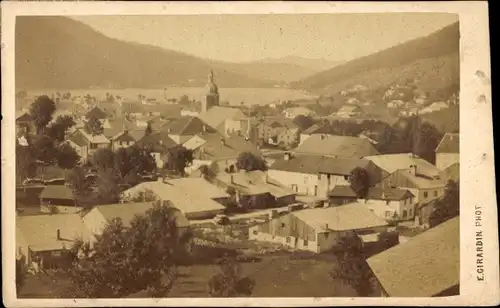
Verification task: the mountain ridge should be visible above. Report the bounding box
[291,22,460,95]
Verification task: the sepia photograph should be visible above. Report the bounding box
[2,1,498,307]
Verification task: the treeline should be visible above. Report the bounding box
[16,95,80,184]
[298,115,443,163]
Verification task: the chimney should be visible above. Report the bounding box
[323,223,329,230]
[56,229,61,241]
[409,165,417,176]
[230,174,234,184]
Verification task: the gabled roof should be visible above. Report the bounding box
[103,118,138,139]
[384,169,447,190]
[367,217,459,297]
[216,170,295,198]
[86,106,107,120]
[270,154,372,176]
[193,133,260,160]
[40,185,74,200]
[329,185,413,201]
[164,116,214,136]
[17,214,94,252]
[122,178,229,216]
[182,135,207,151]
[78,129,110,144]
[114,130,137,143]
[16,112,33,122]
[365,186,414,201]
[198,106,245,129]
[435,133,459,153]
[135,131,177,152]
[292,202,389,232]
[88,202,190,229]
[365,153,442,178]
[68,130,89,147]
[295,134,380,158]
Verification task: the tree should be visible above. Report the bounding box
[31,134,59,165]
[164,145,194,176]
[235,152,267,172]
[66,167,95,206]
[208,256,255,297]
[145,121,153,136]
[96,168,121,204]
[84,115,104,136]
[69,204,189,297]
[329,233,374,297]
[29,95,56,134]
[91,148,115,171]
[57,143,81,169]
[413,122,442,164]
[429,180,460,227]
[16,143,37,184]
[294,115,315,131]
[348,167,370,198]
[46,115,76,143]
[178,95,190,105]
[16,257,27,295]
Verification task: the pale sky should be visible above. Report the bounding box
[70,13,458,63]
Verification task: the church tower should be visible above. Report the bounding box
[201,69,219,113]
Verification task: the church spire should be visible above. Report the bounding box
[208,69,214,83]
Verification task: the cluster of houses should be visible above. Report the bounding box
[15,70,460,297]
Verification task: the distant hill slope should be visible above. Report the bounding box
[291,22,460,95]
[15,16,278,89]
[226,56,344,83]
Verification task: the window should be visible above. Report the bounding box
[385,211,391,218]
[252,230,258,235]
[90,143,97,149]
[434,190,438,197]
[119,141,123,146]
[303,239,308,247]
[281,223,286,228]
[286,237,291,243]
[409,209,413,216]
[291,184,298,192]
[403,210,407,218]
[423,191,428,198]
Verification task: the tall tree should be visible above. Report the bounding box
[348,167,371,198]
[293,115,315,131]
[329,233,374,297]
[208,256,255,297]
[164,145,194,176]
[69,204,189,297]
[235,152,267,172]
[96,168,121,204]
[429,180,460,227]
[413,122,443,164]
[31,134,59,165]
[16,143,37,184]
[145,121,153,136]
[57,143,81,169]
[29,95,56,134]
[84,115,104,136]
[66,167,94,206]
[91,148,115,171]
[46,115,76,143]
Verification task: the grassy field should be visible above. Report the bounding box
[19,253,360,298]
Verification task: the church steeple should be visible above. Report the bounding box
[202,69,220,113]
